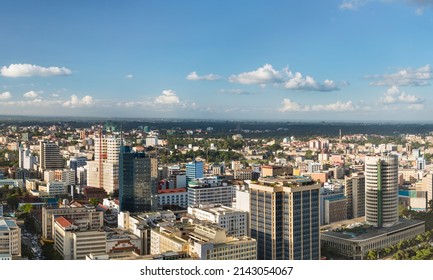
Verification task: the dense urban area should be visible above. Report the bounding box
[1,119,433,260]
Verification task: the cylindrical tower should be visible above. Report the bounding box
[365,155,398,227]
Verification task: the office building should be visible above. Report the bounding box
[53,216,106,260]
[0,217,21,257]
[365,155,399,228]
[187,204,249,238]
[87,136,120,193]
[248,177,320,260]
[151,223,256,260]
[18,144,37,170]
[187,178,235,207]
[42,202,104,240]
[345,173,365,219]
[119,146,158,213]
[186,160,204,183]
[39,141,63,170]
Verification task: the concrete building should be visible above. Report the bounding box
[365,155,399,228]
[87,136,120,193]
[261,165,292,177]
[345,173,365,219]
[18,144,37,170]
[187,204,249,238]
[158,189,188,209]
[42,202,104,240]
[39,141,63,171]
[321,218,425,259]
[151,223,256,260]
[422,173,433,203]
[118,211,176,255]
[0,217,21,257]
[187,179,235,207]
[320,189,347,225]
[248,177,320,260]
[53,216,106,260]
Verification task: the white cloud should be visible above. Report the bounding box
[125,74,133,79]
[229,64,339,92]
[278,99,303,112]
[284,72,340,92]
[369,64,432,86]
[339,0,370,10]
[154,90,180,105]
[186,71,220,81]
[23,90,39,99]
[1,64,72,78]
[380,86,423,104]
[229,64,284,85]
[219,89,251,95]
[62,95,94,108]
[279,99,354,112]
[407,103,425,110]
[0,92,12,100]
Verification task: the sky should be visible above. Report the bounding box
[1,0,433,121]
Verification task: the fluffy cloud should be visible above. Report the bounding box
[125,74,133,79]
[62,95,94,108]
[1,64,72,78]
[23,90,39,99]
[186,71,220,81]
[229,64,339,92]
[284,73,339,92]
[369,64,432,86]
[229,64,284,85]
[154,90,180,105]
[339,0,370,10]
[279,99,354,112]
[0,92,12,100]
[380,86,423,104]
[219,89,251,95]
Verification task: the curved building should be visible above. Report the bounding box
[365,155,398,228]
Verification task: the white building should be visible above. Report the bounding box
[187,205,249,238]
[158,190,188,208]
[187,181,235,207]
[0,218,21,257]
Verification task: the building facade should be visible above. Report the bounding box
[365,155,399,228]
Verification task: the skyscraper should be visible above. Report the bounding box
[345,173,365,219]
[119,146,158,213]
[248,178,320,260]
[87,136,120,193]
[39,141,63,171]
[365,155,399,228]
[186,160,204,183]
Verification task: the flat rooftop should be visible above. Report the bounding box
[321,218,425,241]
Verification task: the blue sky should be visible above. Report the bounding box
[1,0,433,121]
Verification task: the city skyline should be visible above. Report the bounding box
[1,1,433,121]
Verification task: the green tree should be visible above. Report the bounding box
[366,250,377,260]
[19,203,33,214]
[89,198,100,206]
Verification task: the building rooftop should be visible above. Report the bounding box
[321,218,425,241]
[0,218,18,231]
[54,216,73,229]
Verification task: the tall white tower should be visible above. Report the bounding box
[365,155,399,227]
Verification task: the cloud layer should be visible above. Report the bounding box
[369,65,432,86]
[229,64,340,92]
[186,71,220,81]
[279,99,354,112]
[1,64,72,78]
[0,92,12,100]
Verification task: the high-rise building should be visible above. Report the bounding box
[186,160,204,183]
[39,141,63,171]
[18,144,37,170]
[119,146,158,213]
[345,173,365,219]
[0,217,21,258]
[365,155,399,228]
[248,177,320,260]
